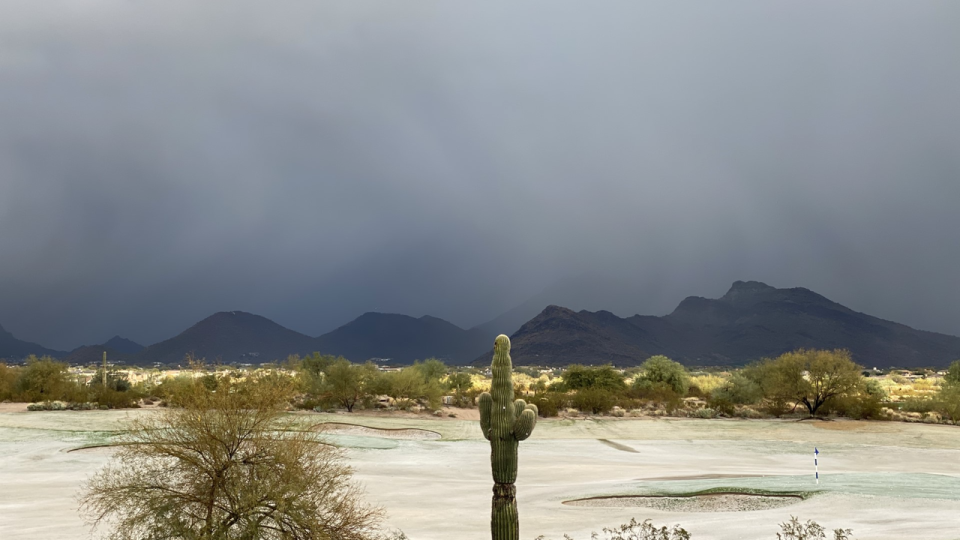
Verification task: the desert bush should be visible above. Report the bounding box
[734,406,764,419]
[535,518,690,540]
[562,365,627,392]
[689,374,725,395]
[27,400,68,411]
[827,379,887,420]
[709,372,763,415]
[529,392,567,417]
[91,387,141,409]
[715,372,763,404]
[748,350,862,417]
[375,367,443,410]
[319,359,380,412]
[945,360,960,385]
[0,363,18,401]
[934,382,960,424]
[776,516,853,540]
[571,387,616,415]
[152,374,204,406]
[614,396,644,411]
[708,393,736,416]
[79,372,383,540]
[15,356,75,402]
[445,371,474,407]
[634,356,689,396]
[900,395,936,414]
[410,358,447,382]
[632,381,684,412]
[693,407,716,419]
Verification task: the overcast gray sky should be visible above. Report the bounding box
[1,1,958,350]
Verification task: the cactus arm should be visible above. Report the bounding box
[525,403,538,417]
[513,398,526,420]
[513,408,537,441]
[479,392,493,441]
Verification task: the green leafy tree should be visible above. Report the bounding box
[0,363,18,401]
[756,349,863,417]
[936,382,960,425]
[387,368,424,405]
[708,371,763,415]
[15,355,72,402]
[323,360,378,412]
[411,358,447,382]
[714,372,762,404]
[944,360,960,385]
[298,353,343,392]
[300,353,337,376]
[375,368,442,409]
[562,365,626,391]
[633,356,690,396]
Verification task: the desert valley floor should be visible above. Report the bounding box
[2,407,959,540]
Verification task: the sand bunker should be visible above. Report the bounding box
[564,492,803,512]
[313,422,441,440]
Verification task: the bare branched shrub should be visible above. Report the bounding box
[79,373,383,540]
[535,518,690,540]
[776,516,854,540]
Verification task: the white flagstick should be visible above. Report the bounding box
[814,447,819,485]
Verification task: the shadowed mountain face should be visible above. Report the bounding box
[103,336,144,355]
[477,281,960,368]
[10,281,960,368]
[62,345,130,366]
[132,311,318,365]
[60,336,143,366]
[470,273,644,339]
[125,311,494,366]
[0,323,65,360]
[315,312,491,364]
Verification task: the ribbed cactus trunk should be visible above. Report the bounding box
[479,335,537,540]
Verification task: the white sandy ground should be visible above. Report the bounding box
[1,409,959,540]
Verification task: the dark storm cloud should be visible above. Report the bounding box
[1,1,959,349]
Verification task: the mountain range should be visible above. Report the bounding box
[480,281,960,368]
[2,281,959,368]
[0,323,64,359]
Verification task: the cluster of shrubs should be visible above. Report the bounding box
[27,401,112,411]
[522,353,960,424]
[8,350,960,426]
[290,354,471,413]
[536,516,853,540]
[1,356,144,410]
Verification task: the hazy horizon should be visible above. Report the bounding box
[2,2,958,350]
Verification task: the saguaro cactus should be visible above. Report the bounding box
[479,334,537,540]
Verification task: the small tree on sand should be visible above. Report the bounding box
[755,349,862,417]
[79,373,383,540]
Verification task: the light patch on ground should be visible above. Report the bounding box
[2,411,960,539]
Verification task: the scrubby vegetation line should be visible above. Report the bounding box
[4,349,960,427]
